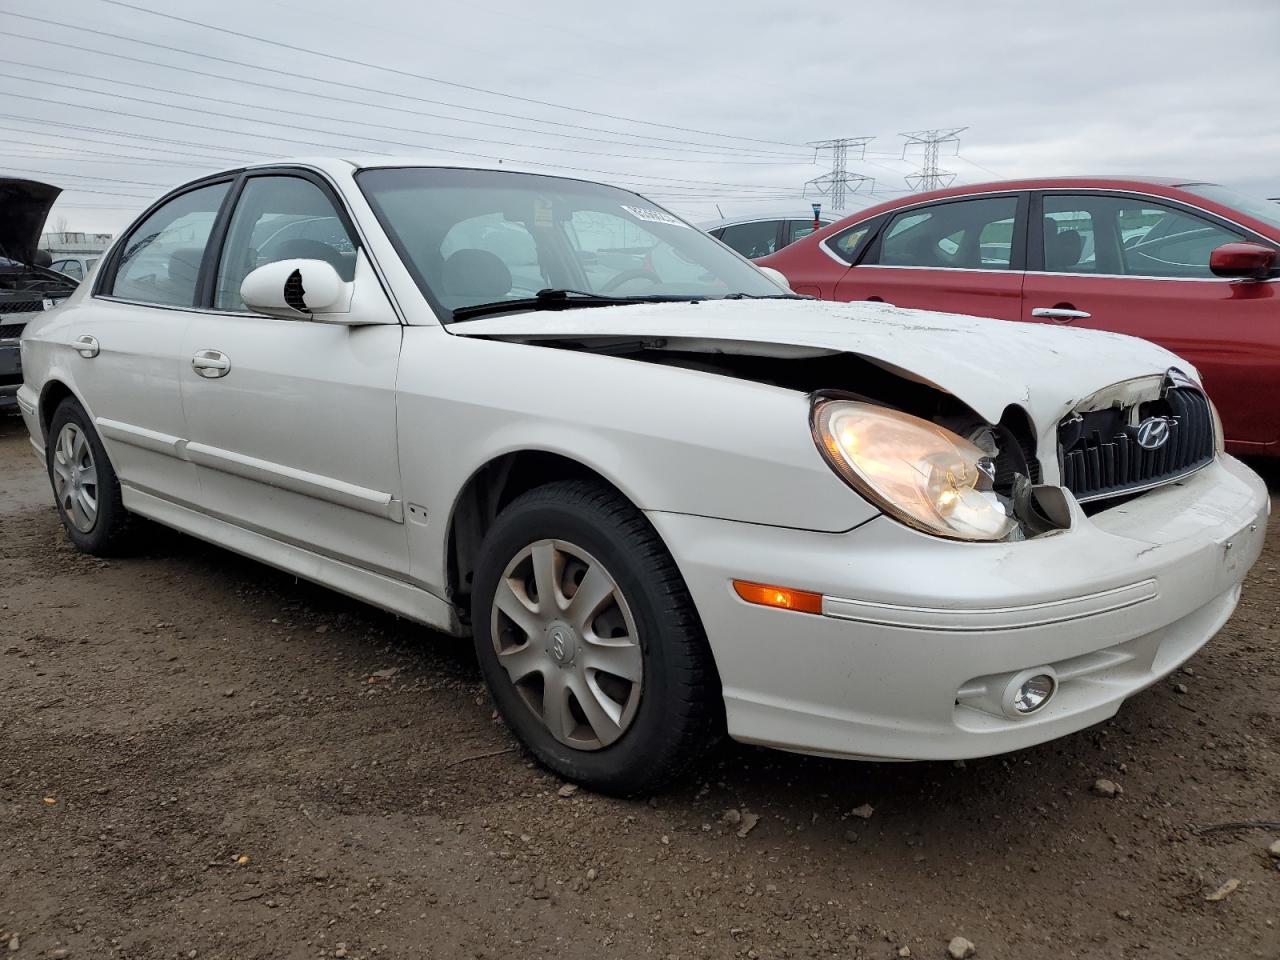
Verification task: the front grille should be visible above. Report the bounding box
[1059,386,1215,501]
[0,322,25,340]
[0,297,45,315]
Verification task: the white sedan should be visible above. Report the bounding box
[16,158,1268,794]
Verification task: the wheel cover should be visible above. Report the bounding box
[490,539,643,751]
[52,422,99,533]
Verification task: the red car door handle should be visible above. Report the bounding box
[1031,307,1091,321]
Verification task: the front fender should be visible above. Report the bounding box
[396,328,880,588]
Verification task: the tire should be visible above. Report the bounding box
[45,397,133,555]
[472,480,722,795]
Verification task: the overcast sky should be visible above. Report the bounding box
[3,0,1278,235]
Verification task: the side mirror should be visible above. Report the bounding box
[757,265,793,292]
[1209,241,1277,281]
[241,258,353,320]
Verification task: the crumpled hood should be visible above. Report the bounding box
[0,177,60,266]
[451,298,1192,431]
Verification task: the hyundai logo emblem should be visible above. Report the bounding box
[1135,416,1172,451]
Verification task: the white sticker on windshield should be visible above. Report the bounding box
[620,204,690,228]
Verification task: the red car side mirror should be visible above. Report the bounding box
[1209,241,1277,281]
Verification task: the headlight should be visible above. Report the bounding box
[812,399,1017,542]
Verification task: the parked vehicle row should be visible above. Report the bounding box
[0,178,79,412]
[13,158,1268,793]
[758,177,1280,456]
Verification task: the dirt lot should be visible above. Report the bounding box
[1,412,1278,960]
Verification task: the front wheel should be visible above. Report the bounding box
[472,480,722,795]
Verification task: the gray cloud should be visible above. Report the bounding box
[3,0,1276,235]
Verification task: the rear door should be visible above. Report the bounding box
[80,178,233,506]
[1023,191,1279,450]
[833,193,1027,319]
[179,169,409,575]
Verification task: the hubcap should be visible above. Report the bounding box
[490,539,643,751]
[52,422,99,533]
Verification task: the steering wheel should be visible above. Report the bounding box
[600,269,662,294]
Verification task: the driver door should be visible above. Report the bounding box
[179,170,409,576]
[1023,192,1278,450]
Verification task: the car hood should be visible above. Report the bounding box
[0,177,61,266]
[451,298,1191,430]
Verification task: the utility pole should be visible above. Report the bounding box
[804,137,874,211]
[900,127,967,192]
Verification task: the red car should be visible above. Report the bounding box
[759,177,1280,456]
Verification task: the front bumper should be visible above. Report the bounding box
[648,455,1269,761]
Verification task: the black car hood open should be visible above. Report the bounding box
[0,177,61,266]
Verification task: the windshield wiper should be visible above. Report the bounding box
[451,288,703,323]
[721,292,810,300]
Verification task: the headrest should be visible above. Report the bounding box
[441,248,513,299]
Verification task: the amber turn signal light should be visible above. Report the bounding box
[732,580,824,615]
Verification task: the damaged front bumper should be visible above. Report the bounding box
[648,455,1269,761]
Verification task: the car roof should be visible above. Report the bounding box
[824,176,1215,219]
[243,155,653,187]
[697,212,845,231]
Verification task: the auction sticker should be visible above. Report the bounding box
[621,205,689,228]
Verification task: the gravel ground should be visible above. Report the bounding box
[2,412,1278,960]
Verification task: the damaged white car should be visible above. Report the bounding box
[16,160,1269,794]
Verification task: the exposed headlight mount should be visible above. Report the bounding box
[812,398,1018,542]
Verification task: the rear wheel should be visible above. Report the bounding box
[46,398,132,555]
[472,480,721,795]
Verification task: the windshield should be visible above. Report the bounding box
[1181,183,1280,233]
[356,167,783,322]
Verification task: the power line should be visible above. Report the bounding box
[3,12,807,158]
[804,138,875,211]
[0,113,273,162]
[0,164,172,189]
[0,67,813,169]
[0,131,251,169]
[97,0,802,149]
[955,154,1006,179]
[0,93,800,195]
[901,127,967,192]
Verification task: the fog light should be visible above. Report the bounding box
[1014,675,1055,713]
[1000,667,1057,719]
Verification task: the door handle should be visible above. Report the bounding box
[191,349,231,378]
[74,335,99,359]
[1031,307,1091,322]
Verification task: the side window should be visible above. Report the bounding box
[828,222,875,262]
[879,197,1018,269]
[1041,199,1097,273]
[1040,195,1243,278]
[64,260,83,280]
[214,176,356,311]
[787,220,819,245]
[108,182,230,307]
[718,220,780,259]
[1120,204,1242,278]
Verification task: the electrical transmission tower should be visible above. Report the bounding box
[804,137,874,211]
[900,127,967,192]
